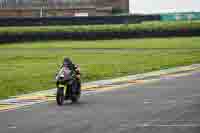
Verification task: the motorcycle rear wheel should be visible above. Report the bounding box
[71,80,81,103]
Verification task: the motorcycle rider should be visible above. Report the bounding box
[62,57,80,79]
[62,57,81,96]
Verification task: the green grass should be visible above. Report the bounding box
[0,21,199,35]
[0,37,200,99]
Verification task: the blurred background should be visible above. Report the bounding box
[0,0,129,17]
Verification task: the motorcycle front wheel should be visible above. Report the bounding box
[56,87,65,106]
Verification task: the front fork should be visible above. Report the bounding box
[56,81,67,97]
[56,78,81,97]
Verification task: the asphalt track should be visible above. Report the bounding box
[1,72,200,133]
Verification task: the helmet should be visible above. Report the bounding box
[63,57,72,66]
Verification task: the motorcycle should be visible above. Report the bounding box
[55,65,81,105]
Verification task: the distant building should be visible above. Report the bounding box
[0,0,129,17]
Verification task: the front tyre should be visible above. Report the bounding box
[56,87,64,106]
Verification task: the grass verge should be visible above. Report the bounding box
[0,37,200,99]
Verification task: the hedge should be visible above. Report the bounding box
[0,21,199,43]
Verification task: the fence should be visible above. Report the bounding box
[0,15,160,26]
[160,12,200,21]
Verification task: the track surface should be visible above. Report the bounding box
[1,72,200,133]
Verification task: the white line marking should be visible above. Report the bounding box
[144,102,152,104]
[8,125,16,129]
[184,94,200,98]
[136,124,200,127]
[144,99,153,104]
[166,95,200,100]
